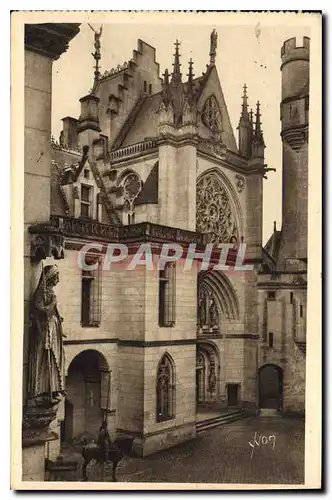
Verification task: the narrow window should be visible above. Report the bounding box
[156,354,175,422]
[268,291,276,300]
[290,292,293,304]
[144,80,147,93]
[149,83,152,94]
[81,185,92,218]
[96,193,101,222]
[263,332,267,343]
[300,305,303,318]
[81,257,101,327]
[84,169,90,179]
[159,263,176,327]
[268,332,274,349]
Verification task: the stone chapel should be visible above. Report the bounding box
[26,27,308,458]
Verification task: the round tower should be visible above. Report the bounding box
[278,37,310,268]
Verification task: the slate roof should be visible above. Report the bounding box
[135,162,159,205]
[264,230,282,261]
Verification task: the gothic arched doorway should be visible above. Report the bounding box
[196,343,220,408]
[258,364,283,410]
[63,350,110,442]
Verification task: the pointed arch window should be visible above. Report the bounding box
[202,96,222,133]
[156,354,175,422]
[159,262,176,327]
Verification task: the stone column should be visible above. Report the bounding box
[22,23,80,481]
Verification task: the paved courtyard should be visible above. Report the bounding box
[65,416,305,485]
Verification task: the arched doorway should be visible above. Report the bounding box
[258,364,283,410]
[196,343,220,407]
[63,350,110,442]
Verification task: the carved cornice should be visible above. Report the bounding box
[25,23,80,61]
[29,222,65,262]
[281,125,309,151]
[50,215,205,246]
[197,137,227,160]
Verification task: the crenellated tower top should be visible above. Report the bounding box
[281,36,310,68]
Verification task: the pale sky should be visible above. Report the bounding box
[52,18,311,244]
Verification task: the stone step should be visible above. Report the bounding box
[196,410,244,434]
[259,408,280,417]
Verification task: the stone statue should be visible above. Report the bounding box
[88,24,103,56]
[198,292,206,328]
[208,360,216,394]
[210,29,218,65]
[28,264,66,402]
[88,24,103,92]
[209,298,218,328]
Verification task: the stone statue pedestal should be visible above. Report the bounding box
[22,396,61,481]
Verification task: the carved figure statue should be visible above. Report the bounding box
[28,264,66,401]
[208,360,217,393]
[88,24,103,55]
[209,298,219,327]
[210,29,218,65]
[210,29,218,54]
[198,293,206,328]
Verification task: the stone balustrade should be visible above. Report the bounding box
[109,140,157,162]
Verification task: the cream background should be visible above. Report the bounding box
[11,10,322,490]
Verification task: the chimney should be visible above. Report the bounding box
[61,116,78,150]
[77,93,101,150]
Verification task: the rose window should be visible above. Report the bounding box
[123,172,142,202]
[121,171,142,224]
[196,173,238,244]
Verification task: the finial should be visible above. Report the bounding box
[163,68,170,85]
[241,83,249,117]
[210,29,218,65]
[187,58,195,105]
[249,108,254,124]
[162,68,171,106]
[273,221,277,232]
[88,24,103,94]
[172,39,182,83]
[188,58,194,82]
[255,101,262,137]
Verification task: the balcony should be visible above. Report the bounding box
[109,139,157,163]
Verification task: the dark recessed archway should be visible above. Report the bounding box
[63,349,110,443]
[258,364,283,411]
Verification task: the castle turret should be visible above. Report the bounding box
[237,84,253,159]
[278,37,310,269]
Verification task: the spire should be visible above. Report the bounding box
[249,108,254,126]
[187,58,195,104]
[171,39,182,83]
[241,83,249,118]
[209,29,218,65]
[188,58,194,83]
[254,101,264,141]
[162,68,171,106]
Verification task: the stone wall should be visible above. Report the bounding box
[257,281,306,413]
